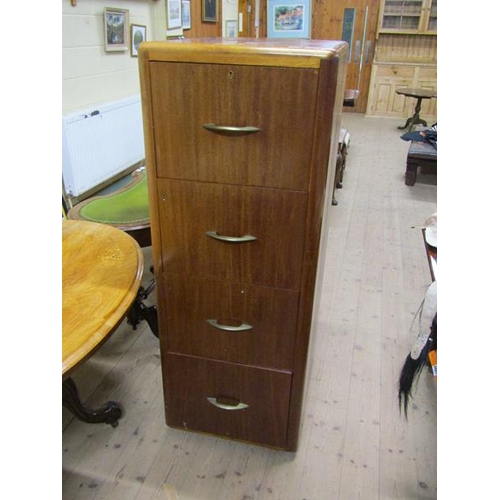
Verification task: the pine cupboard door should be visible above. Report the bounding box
[164,353,292,448]
[161,275,299,370]
[366,64,414,116]
[156,179,308,290]
[149,62,318,190]
[366,64,437,120]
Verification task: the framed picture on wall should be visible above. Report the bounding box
[202,0,218,23]
[130,24,146,57]
[226,20,237,37]
[166,0,182,29]
[267,0,311,39]
[104,7,130,52]
[182,0,191,29]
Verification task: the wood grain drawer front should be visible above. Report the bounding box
[157,179,308,290]
[161,275,299,369]
[164,353,292,449]
[150,62,318,191]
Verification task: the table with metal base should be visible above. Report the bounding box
[396,87,437,131]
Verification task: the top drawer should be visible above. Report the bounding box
[149,62,319,190]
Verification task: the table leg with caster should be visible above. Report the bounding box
[62,377,123,427]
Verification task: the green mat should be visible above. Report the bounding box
[79,171,150,225]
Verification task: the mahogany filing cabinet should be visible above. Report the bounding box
[139,38,347,451]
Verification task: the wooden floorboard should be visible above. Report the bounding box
[62,114,437,499]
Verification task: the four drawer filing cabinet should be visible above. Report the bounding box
[139,38,347,451]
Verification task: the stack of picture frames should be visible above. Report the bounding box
[104,7,146,56]
[166,0,217,31]
[166,0,184,31]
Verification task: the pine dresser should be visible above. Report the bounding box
[138,38,347,451]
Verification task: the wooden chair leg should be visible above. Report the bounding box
[332,152,343,205]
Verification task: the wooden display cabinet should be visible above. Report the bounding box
[138,38,347,451]
[366,0,437,118]
[378,0,437,35]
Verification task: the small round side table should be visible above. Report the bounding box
[396,87,437,131]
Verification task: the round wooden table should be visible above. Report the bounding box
[67,168,158,336]
[396,87,437,131]
[62,219,144,426]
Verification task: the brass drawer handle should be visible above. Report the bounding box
[207,397,249,411]
[205,231,257,243]
[202,123,260,135]
[206,319,253,332]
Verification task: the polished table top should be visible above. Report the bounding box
[62,219,144,378]
[396,87,437,99]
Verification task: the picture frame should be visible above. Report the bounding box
[104,7,130,52]
[166,0,182,30]
[202,0,218,23]
[267,0,311,39]
[181,0,191,30]
[130,24,146,57]
[226,19,237,37]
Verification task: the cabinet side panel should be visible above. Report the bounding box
[286,51,347,450]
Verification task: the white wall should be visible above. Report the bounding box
[62,0,164,113]
[62,0,247,113]
[221,0,238,36]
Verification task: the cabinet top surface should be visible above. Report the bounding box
[139,38,348,68]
